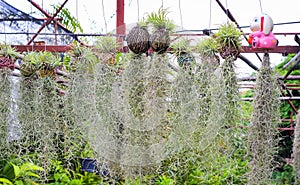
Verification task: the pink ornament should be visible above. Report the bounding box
[248,14,278,50]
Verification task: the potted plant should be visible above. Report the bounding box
[147,7,175,54]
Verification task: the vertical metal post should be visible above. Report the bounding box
[116,0,125,47]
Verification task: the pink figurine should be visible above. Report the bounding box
[248,14,278,50]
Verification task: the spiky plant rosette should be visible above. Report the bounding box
[0,44,20,70]
[36,51,60,78]
[126,19,150,55]
[67,45,99,73]
[247,53,281,185]
[20,52,41,78]
[214,22,242,59]
[170,37,195,67]
[95,35,118,65]
[147,7,175,54]
[196,36,220,69]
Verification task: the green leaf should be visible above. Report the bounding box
[14,180,24,185]
[23,172,40,179]
[20,163,44,172]
[11,163,20,178]
[2,162,15,180]
[0,178,13,184]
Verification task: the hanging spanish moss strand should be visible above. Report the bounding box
[293,111,300,183]
[247,53,281,185]
[0,69,12,155]
[221,56,241,127]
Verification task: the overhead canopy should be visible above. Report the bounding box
[0,0,74,45]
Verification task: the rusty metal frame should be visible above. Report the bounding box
[27,0,86,46]
[26,0,69,45]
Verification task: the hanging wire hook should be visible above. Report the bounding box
[259,0,263,13]
[137,0,140,22]
[101,0,108,33]
[179,0,183,29]
[209,0,212,30]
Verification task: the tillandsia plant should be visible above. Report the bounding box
[147,7,175,54]
[293,112,300,184]
[0,44,19,150]
[126,18,150,55]
[0,67,12,160]
[213,22,242,128]
[0,43,22,71]
[67,44,99,73]
[214,22,242,60]
[247,53,281,185]
[20,51,60,78]
[196,36,220,69]
[170,37,195,68]
[95,35,118,65]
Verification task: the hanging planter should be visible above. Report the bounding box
[214,22,242,60]
[170,37,195,68]
[147,7,175,54]
[126,20,150,55]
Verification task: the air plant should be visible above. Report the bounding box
[214,22,242,59]
[147,7,175,54]
[170,37,195,68]
[20,51,60,78]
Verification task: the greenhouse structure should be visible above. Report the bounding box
[0,0,300,184]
